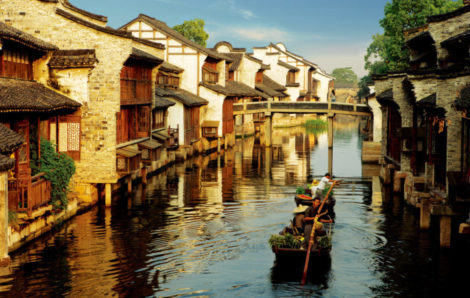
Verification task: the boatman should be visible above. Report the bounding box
[315,173,335,199]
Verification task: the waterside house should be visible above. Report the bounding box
[0,0,166,205]
[373,1,470,247]
[120,14,237,152]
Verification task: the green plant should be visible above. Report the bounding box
[39,138,75,210]
[296,186,306,194]
[317,236,332,249]
[322,185,334,197]
[8,210,18,224]
[269,233,302,249]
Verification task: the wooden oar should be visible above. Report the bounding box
[301,181,336,285]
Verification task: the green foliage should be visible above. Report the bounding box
[322,185,334,197]
[173,18,209,47]
[8,210,18,224]
[357,75,373,99]
[365,0,463,75]
[269,233,302,249]
[39,138,75,210]
[304,119,327,128]
[331,67,358,84]
[317,236,332,249]
[296,186,306,194]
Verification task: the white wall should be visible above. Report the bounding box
[368,97,383,142]
[167,101,185,143]
[199,87,225,136]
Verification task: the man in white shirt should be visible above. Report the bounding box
[315,173,335,198]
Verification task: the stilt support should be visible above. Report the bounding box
[0,173,10,267]
[440,216,451,248]
[327,113,334,175]
[105,183,112,207]
[419,198,431,230]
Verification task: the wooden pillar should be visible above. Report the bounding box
[141,167,148,185]
[217,137,221,154]
[105,183,112,207]
[419,198,431,230]
[328,113,334,175]
[127,178,132,194]
[0,172,10,267]
[265,147,272,176]
[440,216,452,248]
[265,115,272,147]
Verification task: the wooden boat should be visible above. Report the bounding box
[272,245,331,265]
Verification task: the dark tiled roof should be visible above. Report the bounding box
[56,9,165,50]
[49,49,98,68]
[155,87,208,107]
[263,75,287,91]
[154,96,176,108]
[129,47,163,65]
[0,154,15,172]
[222,53,243,71]
[376,89,395,106]
[278,60,299,71]
[201,81,269,99]
[416,93,436,107]
[0,78,81,113]
[124,14,228,61]
[377,89,393,99]
[62,0,108,22]
[0,124,23,154]
[428,4,469,23]
[441,30,470,48]
[160,61,184,74]
[0,21,57,52]
[406,31,434,48]
[255,83,282,97]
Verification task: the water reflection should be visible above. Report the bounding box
[1,117,469,297]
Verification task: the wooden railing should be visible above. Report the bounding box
[8,172,51,216]
[233,101,372,116]
[168,127,179,148]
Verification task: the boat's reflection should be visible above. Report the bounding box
[270,255,331,285]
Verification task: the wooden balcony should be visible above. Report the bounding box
[168,127,179,149]
[8,172,51,216]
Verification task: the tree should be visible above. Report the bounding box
[331,67,358,85]
[365,0,463,75]
[173,19,209,47]
[357,75,373,99]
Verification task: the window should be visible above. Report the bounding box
[116,106,150,144]
[202,60,219,84]
[157,72,179,88]
[286,71,296,84]
[120,63,152,105]
[1,46,32,80]
[153,110,165,130]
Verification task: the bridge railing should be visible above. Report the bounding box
[233,101,371,115]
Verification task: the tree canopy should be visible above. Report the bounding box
[365,0,463,75]
[331,67,358,85]
[357,75,374,99]
[173,18,209,47]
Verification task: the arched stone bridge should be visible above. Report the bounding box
[233,101,372,117]
[233,101,372,174]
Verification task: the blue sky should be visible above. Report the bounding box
[71,0,390,77]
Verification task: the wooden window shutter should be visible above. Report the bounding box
[59,115,81,160]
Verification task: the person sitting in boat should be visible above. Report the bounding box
[304,198,333,224]
[292,205,309,235]
[309,179,319,196]
[302,199,329,248]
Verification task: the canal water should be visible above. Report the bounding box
[1,117,469,297]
